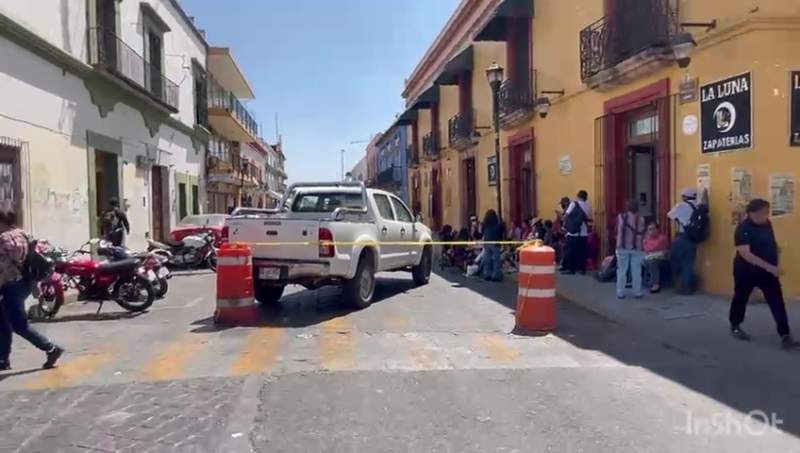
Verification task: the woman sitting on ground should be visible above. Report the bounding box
[643,222,670,293]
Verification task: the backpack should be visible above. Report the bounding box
[564,202,587,235]
[683,203,710,243]
[595,255,617,282]
[21,237,54,284]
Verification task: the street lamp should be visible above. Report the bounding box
[671,32,697,69]
[485,61,504,221]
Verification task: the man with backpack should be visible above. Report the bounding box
[101,198,130,247]
[0,209,64,371]
[668,187,709,294]
[561,190,593,275]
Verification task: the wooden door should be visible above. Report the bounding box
[151,166,164,240]
[464,157,477,222]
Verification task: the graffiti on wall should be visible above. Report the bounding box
[32,186,88,217]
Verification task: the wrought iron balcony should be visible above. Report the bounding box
[406,144,419,168]
[580,0,679,83]
[499,73,537,129]
[448,111,475,151]
[422,133,439,161]
[208,77,260,140]
[376,166,403,187]
[89,27,179,111]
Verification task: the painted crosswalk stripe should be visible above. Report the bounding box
[25,349,116,390]
[475,334,521,364]
[141,334,209,381]
[230,327,285,376]
[320,317,356,371]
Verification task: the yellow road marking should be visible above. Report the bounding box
[141,334,209,381]
[408,343,439,370]
[320,317,356,371]
[476,334,521,364]
[230,327,285,376]
[25,350,115,390]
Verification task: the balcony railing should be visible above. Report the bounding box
[580,0,679,81]
[448,110,475,151]
[422,133,439,161]
[498,72,537,128]
[376,166,403,187]
[89,27,179,111]
[406,144,419,168]
[208,77,259,139]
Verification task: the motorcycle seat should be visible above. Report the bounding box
[148,239,182,249]
[97,258,140,273]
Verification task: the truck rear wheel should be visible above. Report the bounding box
[412,246,432,286]
[255,282,284,306]
[345,253,375,309]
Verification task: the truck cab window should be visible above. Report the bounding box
[373,194,395,220]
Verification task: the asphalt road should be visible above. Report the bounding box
[0,269,798,452]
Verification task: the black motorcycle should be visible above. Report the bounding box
[147,229,217,272]
[99,244,172,298]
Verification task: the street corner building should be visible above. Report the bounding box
[398,0,800,299]
[0,0,211,251]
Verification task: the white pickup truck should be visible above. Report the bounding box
[226,182,434,308]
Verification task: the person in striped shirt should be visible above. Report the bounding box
[615,200,646,299]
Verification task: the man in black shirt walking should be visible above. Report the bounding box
[730,199,799,349]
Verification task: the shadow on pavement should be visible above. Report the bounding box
[190,276,416,333]
[434,267,800,439]
[32,310,145,324]
[0,368,43,382]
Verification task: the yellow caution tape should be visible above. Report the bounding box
[227,240,544,247]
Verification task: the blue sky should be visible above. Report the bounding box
[182,0,461,182]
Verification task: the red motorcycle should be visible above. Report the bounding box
[36,242,155,318]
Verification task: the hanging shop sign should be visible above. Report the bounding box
[791,71,800,146]
[700,73,752,153]
[487,156,498,186]
[679,78,699,104]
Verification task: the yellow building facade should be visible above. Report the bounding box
[401,0,800,298]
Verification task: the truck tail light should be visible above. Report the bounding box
[319,228,335,258]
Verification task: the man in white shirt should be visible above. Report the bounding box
[668,188,699,294]
[562,190,593,274]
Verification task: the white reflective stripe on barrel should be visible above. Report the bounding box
[518,288,556,298]
[216,297,255,308]
[217,256,251,266]
[518,264,556,275]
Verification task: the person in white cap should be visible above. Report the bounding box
[668,187,700,294]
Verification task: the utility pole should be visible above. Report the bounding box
[340,149,345,181]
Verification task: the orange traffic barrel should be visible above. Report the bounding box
[516,242,557,332]
[214,243,259,325]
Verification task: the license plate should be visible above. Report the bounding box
[147,270,157,282]
[157,267,169,278]
[259,267,281,280]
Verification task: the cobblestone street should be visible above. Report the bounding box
[1,270,799,452]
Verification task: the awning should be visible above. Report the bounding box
[475,0,535,42]
[434,46,474,86]
[410,84,439,110]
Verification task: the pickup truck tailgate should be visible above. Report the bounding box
[227,218,321,261]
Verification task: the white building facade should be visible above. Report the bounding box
[0,0,210,249]
[350,155,367,183]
